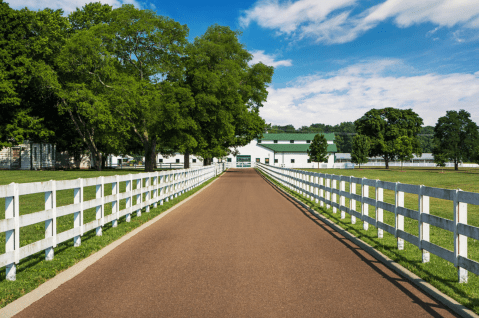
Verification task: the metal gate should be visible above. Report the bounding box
[236,155,251,168]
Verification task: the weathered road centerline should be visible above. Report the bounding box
[13,169,456,317]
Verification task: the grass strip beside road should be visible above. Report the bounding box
[258,167,479,314]
[0,169,220,308]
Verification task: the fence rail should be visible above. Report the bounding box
[1,163,228,281]
[257,163,479,283]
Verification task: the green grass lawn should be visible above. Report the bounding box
[264,166,479,314]
[0,168,219,308]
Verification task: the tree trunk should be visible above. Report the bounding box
[455,160,458,171]
[384,157,389,169]
[144,139,157,172]
[204,158,212,166]
[184,152,190,169]
[101,155,107,169]
[92,151,102,171]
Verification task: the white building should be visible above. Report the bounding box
[225,133,337,168]
[0,142,56,170]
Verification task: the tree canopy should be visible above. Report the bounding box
[354,107,423,169]
[432,109,479,170]
[307,134,329,168]
[351,134,370,168]
[183,25,273,166]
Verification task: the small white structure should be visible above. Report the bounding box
[225,133,337,168]
[0,142,56,170]
[108,153,219,168]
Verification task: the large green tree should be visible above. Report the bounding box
[432,110,479,170]
[55,4,193,171]
[51,3,131,170]
[308,134,329,168]
[0,2,69,148]
[183,25,273,166]
[354,108,423,169]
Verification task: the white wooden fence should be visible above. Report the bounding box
[257,163,479,283]
[0,163,228,281]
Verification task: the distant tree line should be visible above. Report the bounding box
[271,108,479,170]
[0,1,274,171]
[266,122,436,154]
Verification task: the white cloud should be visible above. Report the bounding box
[250,50,292,67]
[8,0,141,14]
[241,0,479,44]
[260,59,479,127]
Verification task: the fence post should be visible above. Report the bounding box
[326,175,331,209]
[173,172,178,198]
[153,172,158,208]
[340,178,346,219]
[5,183,19,281]
[332,178,338,213]
[350,178,356,224]
[395,182,404,250]
[165,172,170,203]
[319,174,324,207]
[361,178,369,231]
[135,177,141,217]
[454,189,468,283]
[314,175,319,204]
[96,177,104,236]
[126,174,132,222]
[45,180,56,260]
[305,172,310,199]
[145,174,150,212]
[376,180,383,239]
[112,176,119,227]
[159,171,164,206]
[73,179,83,246]
[418,185,430,263]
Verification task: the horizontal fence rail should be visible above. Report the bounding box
[257,163,479,284]
[1,163,228,281]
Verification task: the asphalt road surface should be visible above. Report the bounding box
[15,169,456,317]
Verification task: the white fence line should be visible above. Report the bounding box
[1,163,228,281]
[257,163,479,283]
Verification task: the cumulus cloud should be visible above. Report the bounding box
[260,60,479,127]
[8,0,141,14]
[250,50,292,67]
[241,0,479,44]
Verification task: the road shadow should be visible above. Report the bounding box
[255,169,459,318]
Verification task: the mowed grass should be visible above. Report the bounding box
[0,169,219,308]
[268,166,479,314]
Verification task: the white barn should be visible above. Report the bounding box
[225,133,337,168]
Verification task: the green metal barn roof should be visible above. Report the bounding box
[259,133,335,141]
[259,144,337,153]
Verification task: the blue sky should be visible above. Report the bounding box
[9,0,479,127]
